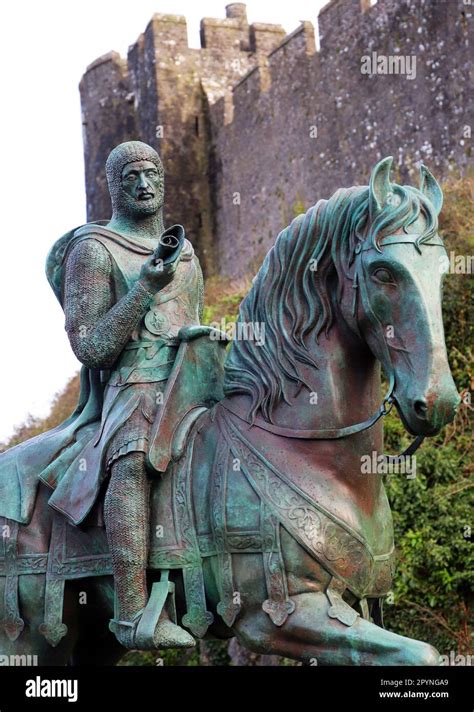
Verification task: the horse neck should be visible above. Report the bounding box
[267,316,385,504]
[224,311,386,509]
[224,301,387,507]
[269,315,382,436]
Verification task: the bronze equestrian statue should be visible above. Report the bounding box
[0,145,460,665]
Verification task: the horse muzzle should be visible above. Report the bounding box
[395,379,461,436]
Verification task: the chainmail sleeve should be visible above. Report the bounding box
[64,238,154,370]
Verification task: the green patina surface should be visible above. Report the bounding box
[0,152,469,666]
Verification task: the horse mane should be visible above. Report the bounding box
[223,181,439,422]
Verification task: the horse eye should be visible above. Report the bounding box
[372,268,395,284]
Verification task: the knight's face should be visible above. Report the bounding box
[119,160,164,216]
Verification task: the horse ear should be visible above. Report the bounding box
[369,156,393,219]
[419,164,443,215]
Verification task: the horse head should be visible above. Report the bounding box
[340,157,460,436]
[224,157,460,441]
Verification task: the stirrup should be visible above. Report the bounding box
[109,610,143,648]
[109,571,195,650]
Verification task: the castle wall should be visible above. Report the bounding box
[210,0,473,275]
[80,1,472,278]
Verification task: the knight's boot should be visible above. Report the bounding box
[105,452,195,650]
[110,608,195,650]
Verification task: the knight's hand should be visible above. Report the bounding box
[139,252,180,293]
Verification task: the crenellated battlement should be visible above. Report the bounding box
[80,0,473,277]
[249,23,286,53]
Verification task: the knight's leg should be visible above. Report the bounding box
[233,592,441,666]
[104,452,150,625]
[104,452,194,649]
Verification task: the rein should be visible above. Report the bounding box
[221,233,446,461]
[220,390,423,461]
[221,383,395,441]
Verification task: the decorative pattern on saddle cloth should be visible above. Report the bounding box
[216,406,395,602]
[0,520,25,642]
[0,510,112,647]
[149,425,214,638]
[260,502,296,626]
[211,429,242,626]
[38,516,68,647]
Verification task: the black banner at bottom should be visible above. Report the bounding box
[0,665,471,710]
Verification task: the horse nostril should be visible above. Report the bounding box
[414,400,428,418]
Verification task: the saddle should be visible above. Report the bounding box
[147,325,229,472]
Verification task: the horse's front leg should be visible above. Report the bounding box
[233,591,441,666]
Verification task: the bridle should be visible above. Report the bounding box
[221,232,446,461]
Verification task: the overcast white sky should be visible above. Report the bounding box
[0,0,331,441]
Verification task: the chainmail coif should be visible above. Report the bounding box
[106,141,164,209]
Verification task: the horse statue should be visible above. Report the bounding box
[0,157,459,665]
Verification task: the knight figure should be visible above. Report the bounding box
[3,141,205,650]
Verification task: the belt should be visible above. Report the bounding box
[105,339,179,386]
[124,338,179,350]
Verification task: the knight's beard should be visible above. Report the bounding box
[112,188,164,219]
